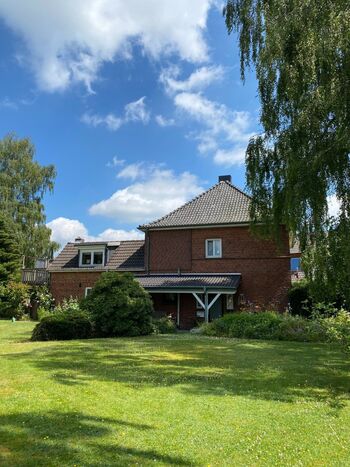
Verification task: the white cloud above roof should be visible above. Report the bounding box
[47,217,143,248]
[174,91,253,166]
[89,169,204,223]
[0,0,215,92]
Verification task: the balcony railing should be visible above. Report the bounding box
[22,268,50,285]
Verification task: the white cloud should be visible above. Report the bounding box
[81,96,150,131]
[155,115,175,127]
[81,112,123,131]
[213,148,246,166]
[327,194,341,218]
[89,169,203,223]
[124,96,150,124]
[0,97,18,109]
[106,156,126,168]
[0,0,214,92]
[117,163,145,181]
[47,217,89,246]
[174,91,253,166]
[160,65,224,94]
[47,217,143,248]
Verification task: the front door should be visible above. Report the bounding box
[209,295,222,321]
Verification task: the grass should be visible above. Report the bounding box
[0,322,350,466]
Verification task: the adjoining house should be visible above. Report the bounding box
[25,175,293,329]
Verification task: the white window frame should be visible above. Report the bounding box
[79,249,105,267]
[85,287,92,298]
[205,239,222,258]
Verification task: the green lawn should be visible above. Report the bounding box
[0,322,350,466]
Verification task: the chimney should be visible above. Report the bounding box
[75,237,85,243]
[218,175,232,183]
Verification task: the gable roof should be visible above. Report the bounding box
[48,240,145,272]
[139,180,251,230]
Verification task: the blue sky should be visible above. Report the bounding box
[0,1,259,247]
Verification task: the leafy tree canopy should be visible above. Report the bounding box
[0,215,21,282]
[0,134,58,265]
[224,0,350,303]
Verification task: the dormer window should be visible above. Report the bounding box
[79,249,105,267]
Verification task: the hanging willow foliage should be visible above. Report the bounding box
[224,0,350,303]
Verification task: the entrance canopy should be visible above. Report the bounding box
[135,273,241,294]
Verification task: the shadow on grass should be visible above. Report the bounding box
[4,335,350,409]
[0,411,193,466]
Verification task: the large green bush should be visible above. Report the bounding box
[288,281,312,317]
[32,311,93,341]
[0,281,30,319]
[82,272,153,337]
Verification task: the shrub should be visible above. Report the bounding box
[288,281,312,317]
[201,312,283,340]
[37,306,53,321]
[30,285,54,311]
[0,281,30,319]
[201,311,350,348]
[55,297,81,314]
[82,272,153,337]
[320,309,350,350]
[153,316,177,334]
[32,311,93,341]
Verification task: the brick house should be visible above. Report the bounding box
[46,175,291,329]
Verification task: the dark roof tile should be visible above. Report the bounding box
[49,240,145,271]
[139,180,251,229]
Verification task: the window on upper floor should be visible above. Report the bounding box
[85,287,92,297]
[205,239,222,258]
[79,250,105,267]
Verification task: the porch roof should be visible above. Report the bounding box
[135,273,241,293]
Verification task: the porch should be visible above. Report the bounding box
[136,273,241,329]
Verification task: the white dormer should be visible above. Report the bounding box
[78,245,106,267]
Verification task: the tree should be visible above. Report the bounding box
[82,272,153,337]
[224,1,350,303]
[0,215,21,282]
[0,134,58,265]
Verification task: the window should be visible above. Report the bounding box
[226,294,234,310]
[85,287,92,297]
[291,257,301,271]
[205,239,222,258]
[93,252,103,265]
[79,249,105,267]
[81,252,92,265]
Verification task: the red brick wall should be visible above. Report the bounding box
[148,229,192,272]
[148,226,290,310]
[50,271,103,304]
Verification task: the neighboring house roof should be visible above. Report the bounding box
[48,240,145,272]
[136,273,241,292]
[139,180,251,230]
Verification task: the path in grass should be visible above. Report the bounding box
[0,321,350,466]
